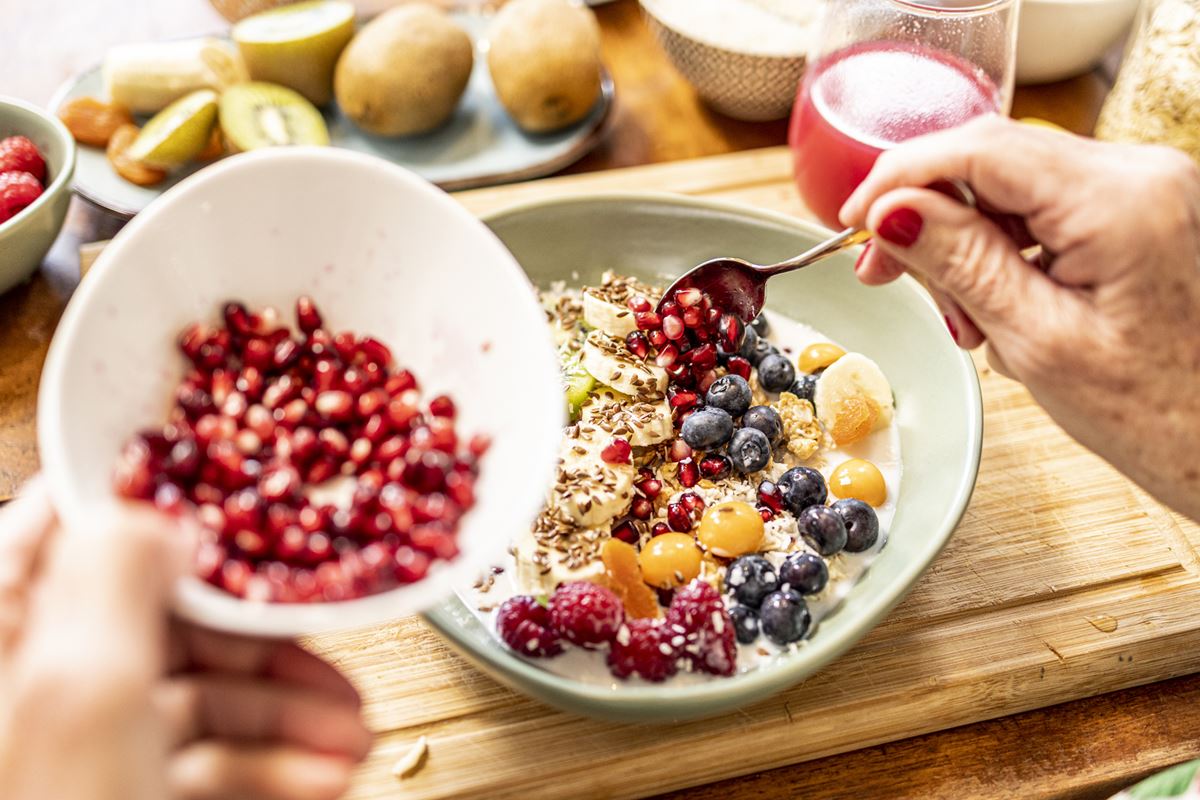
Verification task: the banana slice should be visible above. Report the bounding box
[581,329,667,399]
[104,38,248,114]
[512,525,607,596]
[582,290,638,338]
[814,353,895,445]
[581,388,674,447]
[551,423,636,528]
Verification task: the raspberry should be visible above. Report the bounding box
[548,581,624,647]
[666,579,738,677]
[607,618,680,682]
[0,171,43,225]
[0,136,46,183]
[495,596,562,658]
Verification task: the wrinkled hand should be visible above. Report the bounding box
[840,115,1200,520]
[0,479,372,800]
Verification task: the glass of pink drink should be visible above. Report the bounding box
[789,0,1019,228]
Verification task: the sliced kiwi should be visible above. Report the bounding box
[564,356,597,420]
[127,89,219,169]
[218,81,329,152]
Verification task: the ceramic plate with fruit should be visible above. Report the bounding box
[422,194,983,722]
[51,0,613,217]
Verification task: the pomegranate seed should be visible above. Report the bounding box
[307,459,337,484]
[211,370,235,406]
[655,344,679,368]
[296,296,323,333]
[166,438,201,480]
[350,437,373,464]
[613,520,640,543]
[318,428,349,458]
[176,385,214,417]
[446,472,475,508]
[759,506,776,522]
[625,331,651,359]
[394,546,430,583]
[689,344,718,369]
[677,457,699,487]
[651,521,671,537]
[234,429,262,455]
[179,323,208,362]
[386,397,420,431]
[758,480,785,512]
[429,395,456,418]
[719,314,744,353]
[627,295,652,313]
[275,526,308,561]
[668,439,693,462]
[314,359,338,392]
[706,307,721,326]
[385,370,419,395]
[668,389,699,411]
[680,492,706,514]
[601,437,632,465]
[660,300,680,318]
[666,362,690,382]
[362,414,390,443]
[244,404,275,439]
[635,311,662,331]
[648,330,668,348]
[357,388,388,419]
[235,529,269,558]
[220,559,251,596]
[675,288,702,308]
[682,306,703,327]
[358,336,393,367]
[726,356,752,380]
[631,496,654,520]
[242,338,272,370]
[635,476,663,499]
[259,465,299,502]
[272,338,300,369]
[315,390,353,421]
[222,391,248,421]
[696,369,719,394]
[468,433,492,458]
[306,329,332,358]
[699,455,731,481]
[263,375,299,409]
[154,482,185,513]
[266,503,299,535]
[662,315,685,340]
[331,333,356,363]
[667,502,692,532]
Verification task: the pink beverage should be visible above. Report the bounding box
[789,41,1002,228]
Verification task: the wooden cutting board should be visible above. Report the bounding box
[303,146,1200,800]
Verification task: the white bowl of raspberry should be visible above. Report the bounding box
[37,147,564,637]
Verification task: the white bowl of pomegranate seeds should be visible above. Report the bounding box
[37,147,563,636]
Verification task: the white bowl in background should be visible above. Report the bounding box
[37,147,564,637]
[1016,0,1138,84]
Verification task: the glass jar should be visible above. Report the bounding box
[1095,0,1200,162]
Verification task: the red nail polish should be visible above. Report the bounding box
[853,243,872,273]
[877,207,923,247]
[944,315,959,344]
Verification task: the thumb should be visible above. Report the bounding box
[865,187,1060,336]
[24,503,196,684]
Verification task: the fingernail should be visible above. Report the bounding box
[944,315,959,344]
[876,207,923,247]
[853,243,872,274]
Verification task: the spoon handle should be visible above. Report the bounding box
[760,227,872,276]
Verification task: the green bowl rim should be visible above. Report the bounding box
[423,190,984,712]
[0,94,77,234]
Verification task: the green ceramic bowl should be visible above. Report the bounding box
[0,96,75,294]
[424,193,983,722]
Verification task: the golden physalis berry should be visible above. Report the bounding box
[797,342,846,374]
[830,458,888,507]
[638,533,703,589]
[697,501,764,558]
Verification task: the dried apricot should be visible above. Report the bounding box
[106,124,167,187]
[58,96,133,147]
[601,539,659,619]
[829,395,879,446]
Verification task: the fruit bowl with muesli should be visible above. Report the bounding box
[424,194,983,721]
[36,148,563,637]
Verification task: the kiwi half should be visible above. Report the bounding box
[218,81,329,152]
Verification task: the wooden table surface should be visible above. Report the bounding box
[3,2,1183,798]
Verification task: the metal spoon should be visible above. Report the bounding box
[657,180,976,321]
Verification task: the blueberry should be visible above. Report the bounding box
[777,466,827,515]
[730,605,761,644]
[788,374,818,404]
[750,312,770,337]
[832,498,880,553]
[725,555,779,608]
[706,375,752,418]
[728,427,771,474]
[780,552,828,595]
[797,505,848,556]
[749,336,777,366]
[680,407,734,450]
[757,353,796,393]
[759,590,811,645]
[737,325,759,360]
[741,405,783,445]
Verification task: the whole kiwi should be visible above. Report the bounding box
[335,5,474,137]
[487,0,603,134]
